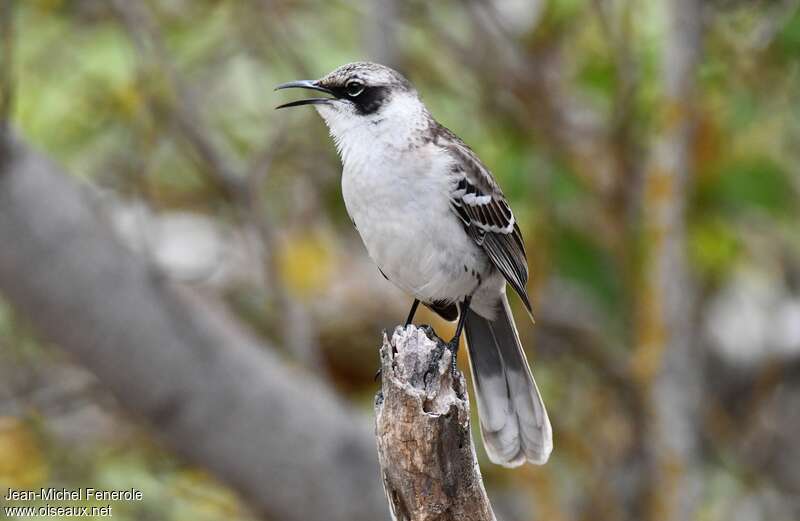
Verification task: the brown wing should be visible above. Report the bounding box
[438,127,532,313]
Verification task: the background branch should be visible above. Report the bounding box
[109,0,324,372]
[635,0,705,519]
[0,133,388,521]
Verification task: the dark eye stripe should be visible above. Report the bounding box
[325,82,390,115]
[356,86,389,114]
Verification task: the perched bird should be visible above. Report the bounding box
[276,62,552,466]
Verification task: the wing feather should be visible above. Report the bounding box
[435,126,533,313]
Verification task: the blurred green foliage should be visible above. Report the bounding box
[3,0,800,520]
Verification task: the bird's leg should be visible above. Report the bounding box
[447,296,472,374]
[404,299,420,326]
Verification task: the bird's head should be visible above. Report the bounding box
[275,62,428,146]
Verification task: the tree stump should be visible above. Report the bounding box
[375,325,496,521]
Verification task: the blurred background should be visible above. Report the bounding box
[1,0,799,520]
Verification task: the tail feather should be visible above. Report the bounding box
[465,294,552,467]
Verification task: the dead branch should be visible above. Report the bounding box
[376,325,496,521]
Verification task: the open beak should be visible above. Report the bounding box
[274,80,336,109]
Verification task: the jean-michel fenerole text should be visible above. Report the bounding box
[4,488,143,502]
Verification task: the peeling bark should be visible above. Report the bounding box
[375,325,496,521]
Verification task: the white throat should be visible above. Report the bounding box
[315,92,431,170]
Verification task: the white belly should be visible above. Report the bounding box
[341,148,488,306]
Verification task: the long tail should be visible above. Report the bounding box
[465,293,552,467]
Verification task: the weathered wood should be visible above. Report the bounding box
[375,325,496,521]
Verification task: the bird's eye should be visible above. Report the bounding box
[345,80,365,97]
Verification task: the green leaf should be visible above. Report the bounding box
[777,9,800,56]
[712,158,794,217]
[553,226,621,308]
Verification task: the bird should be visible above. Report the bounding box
[275,62,552,467]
